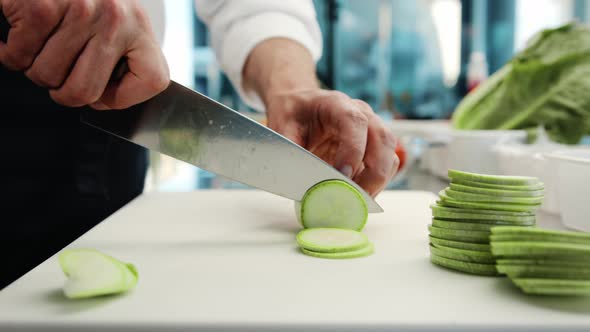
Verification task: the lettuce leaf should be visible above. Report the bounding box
[452,23,590,144]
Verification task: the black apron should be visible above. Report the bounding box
[0,16,148,289]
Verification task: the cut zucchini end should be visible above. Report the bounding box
[59,249,138,299]
[299,180,368,231]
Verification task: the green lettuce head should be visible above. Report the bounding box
[452,23,590,144]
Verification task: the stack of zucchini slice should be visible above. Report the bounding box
[492,227,590,295]
[429,170,544,276]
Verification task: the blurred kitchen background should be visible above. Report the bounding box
[146,0,590,194]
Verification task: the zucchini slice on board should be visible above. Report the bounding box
[431,204,536,216]
[444,189,545,205]
[511,278,590,296]
[59,249,138,299]
[491,242,590,258]
[430,253,499,276]
[430,244,495,264]
[296,228,369,253]
[497,265,590,279]
[429,236,491,252]
[438,196,539,213]
[496,258,590,267]
[296,180,368,231]
[432,219,513,231]
[449,183,545,197]
[300,243,374,259]
[430,205,536,224]
[428,225,490,243]
[491,226,590,244]
[452,178,545,191]
[448,169,541,186]
[491,234,590,245]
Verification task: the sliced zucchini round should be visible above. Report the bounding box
[452,178,545,191]
[432,219,519,231]
[430,253,499,276]
[296,228,369,253]
[496,258,590,268]
[511,278,590,296]
[430,244,495,264]
[491,226,590,243]
[300,242,374,259]
[497,264,590,279]
[444,188,544,205]
[438,195,540,213]
[297,180,368,231]
[430,205,536,224]
[429,236,491,252]
[448,169,541,186]
[491,242,590,258]
[428,225,490,243]
[449,183,545,197]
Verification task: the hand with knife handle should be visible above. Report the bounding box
[244,38,399,197]
[0,0,170,110]
[0,0,399,197]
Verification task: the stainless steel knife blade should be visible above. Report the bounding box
[81,81,383,213]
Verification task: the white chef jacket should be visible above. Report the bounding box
[140,0,323,111]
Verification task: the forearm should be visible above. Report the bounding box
[242,38,398,195]
[243,38,320,107]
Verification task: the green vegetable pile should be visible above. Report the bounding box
[492,227,590,295]
[429,169,542,276]
[452,23,590,144]
[429,169,590,296]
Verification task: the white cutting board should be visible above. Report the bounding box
[1,190,590,331]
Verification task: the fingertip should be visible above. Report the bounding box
[90,100,110,110]
[338,165,353,178]
[334,140,366,178]
[392,151,401,173]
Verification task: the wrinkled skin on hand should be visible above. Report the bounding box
[0,0,169,109]
[266,89,400,197]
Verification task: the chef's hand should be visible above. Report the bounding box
[0,0,169,109]
[266,89,399,197]
[244,39,399,197]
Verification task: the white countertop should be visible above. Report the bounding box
[1,190,589,331]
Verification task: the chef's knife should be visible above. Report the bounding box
[80,81,383,213]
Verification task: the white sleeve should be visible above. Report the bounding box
[137,0,166,46]
[195,0,323,111]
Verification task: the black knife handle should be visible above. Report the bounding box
[1,10,9,43]
[111,58,128,82]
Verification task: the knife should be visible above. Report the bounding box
[80,81,383,213]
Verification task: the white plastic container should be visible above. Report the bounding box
[420,129,527,180]
[545,150,590,232]
[389,120,527,179]
[493,143,561,215]
[446,130,527,176]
